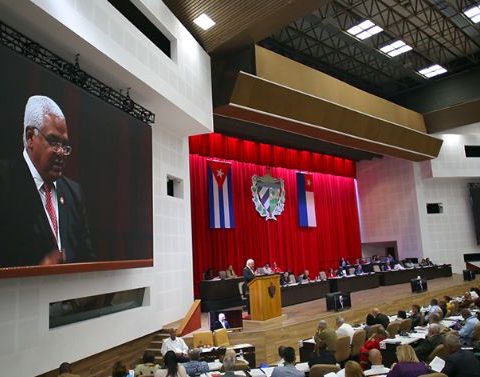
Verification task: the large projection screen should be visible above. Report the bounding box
[0,43,153,278]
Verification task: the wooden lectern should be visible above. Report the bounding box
[248,275,282,321]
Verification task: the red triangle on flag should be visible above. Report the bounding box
[304,173,314,191]
[207,160,231,187]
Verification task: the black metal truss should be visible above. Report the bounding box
[0,20,155,125]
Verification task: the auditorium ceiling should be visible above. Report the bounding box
[164,0,480,161]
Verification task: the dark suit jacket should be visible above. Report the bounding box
[0,159,95,267]
[242,266,255,295]
[413,333,444,361]
[308,350,336,367]
[442,349,480,377]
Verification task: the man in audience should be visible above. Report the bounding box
[182,348,209,377]
[364,349,389,376]
[271,347,304,377]
[314,320,337,351]
[459,308,480,341]
[58,362,80,377]
[161,328,189,362]
[219,349,249,372]
[297,269,310,283]
[335,316,355,343]
[275,345,286,366]
[222,351,245,377]
[308,342,336,368]
[366,308,390,329]
[413,323,444,362]
[442,333,480,377]
[134,350,160,376]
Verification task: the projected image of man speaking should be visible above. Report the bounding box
[0,95,96,267]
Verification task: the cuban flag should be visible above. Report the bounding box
[297,172,317,227]
[207,160,235,229]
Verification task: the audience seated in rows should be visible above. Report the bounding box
[425,299,443,322]
[222,351,246,377]
[134,350,161,376]
[218,349,249,372]
[271,347,304,377]
[314,320,337,352]
[459,308,479,340]
[182,349,209,377]
[155,351,188,377]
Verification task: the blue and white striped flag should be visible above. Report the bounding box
[297,172,317,227]
[207,160,235,229]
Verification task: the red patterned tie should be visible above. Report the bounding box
[44,183,58,242]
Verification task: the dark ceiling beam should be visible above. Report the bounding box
[424,98,480,133]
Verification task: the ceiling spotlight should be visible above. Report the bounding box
[464,5,480,23]
[193,13,215,30]
[347,20,383,40]
[380,40,412,57]
[418,64,447,78]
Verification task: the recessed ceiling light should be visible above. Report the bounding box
[379,40,412,57]
[464,5,480,23]
[193,13,215,30]
[418,64,447,78]
[346,20,383,40]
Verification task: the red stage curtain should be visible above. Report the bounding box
[190,154,361,298]
[189,133,356,178]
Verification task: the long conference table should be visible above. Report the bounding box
[200,265,452,312]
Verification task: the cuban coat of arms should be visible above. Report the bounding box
[251,173,285,220]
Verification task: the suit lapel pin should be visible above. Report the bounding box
[60,196,65,205]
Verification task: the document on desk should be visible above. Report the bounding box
[429,356,445,372]
[248,369,265,377]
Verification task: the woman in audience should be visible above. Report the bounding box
[226,265,237,278]
[345,361,365,377]
[326,267,336,278]
[386,344,429,377]
[155,351,188,377]
[135,350,160,376]
[410,305,423,328]
[359,326,387,369]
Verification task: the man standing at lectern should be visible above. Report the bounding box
[242,258,255,313]
[0,95,95,267]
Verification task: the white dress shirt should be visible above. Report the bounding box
[23,149,62,251]
[364,365,390,376]
[160,336,189,356]
[336,323,355,343]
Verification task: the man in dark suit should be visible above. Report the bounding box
[0,95,95,267]
[442,333,480,377]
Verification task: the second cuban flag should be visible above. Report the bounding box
[297,172,317,227]
[207,160,235,229]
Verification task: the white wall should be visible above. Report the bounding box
[357,122,480,273]
[0,1,212,375]
[356,156,423,260]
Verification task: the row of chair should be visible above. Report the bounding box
[192,328,230,348]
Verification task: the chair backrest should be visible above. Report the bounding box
[472,323,480,341]
[309,364,340,377]
[427,344,448,362]
[193,331,214,347]
[399,318,412,332]
[334,335,351,363]
[350,329,366,357]
[289,274,297,284]
[386,322,400,338]
[319,271,327,280]
[213,328,230,347]
[373,265,381,272]
[219,270,227,279]
[366,324,382,339]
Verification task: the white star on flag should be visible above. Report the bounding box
[216,169,224,177]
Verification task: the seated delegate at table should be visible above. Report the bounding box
[297,269,310,283]
[366,308,390,329]
[272,261,282,273]
[314,320,337,352]
[182,349,209,377]
[442,333,480,377]
[385,344,429,377]
[308,342,336,367]
[271,347,304,377]
[225,265,237,278]
[161,329,189,362]
[335,316,355,343]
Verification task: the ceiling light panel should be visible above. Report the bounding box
[418,64,447,78]
[193,13,215,30]
[347,19,383,40]
[379,40,412,57]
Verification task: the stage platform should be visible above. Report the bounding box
[186,273,475,365]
